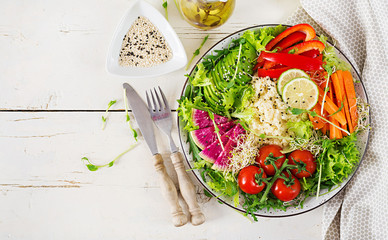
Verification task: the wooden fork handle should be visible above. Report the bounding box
[170,151,206,226]
[153,153,188,227]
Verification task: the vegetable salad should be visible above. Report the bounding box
[178,24,369,220]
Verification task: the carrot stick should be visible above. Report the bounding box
[336,70,354,133]
[329,117,342,139]
[331,72,350,134]
[317,86,347,126]
[309,103,326,130]
[320,122,328,135]
[327,80,342,139]
[343,71,358,129]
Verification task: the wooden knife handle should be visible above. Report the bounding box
[170,151,205,226]
[153,153,188,227]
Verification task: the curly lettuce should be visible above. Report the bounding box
[287,120,313,139]
[241,25,287,52]
[318,35,351,72]
[318,133,360,185]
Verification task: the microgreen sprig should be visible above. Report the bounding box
[123,89,138,141]
[259,158,290,204]
[82,142,138,171]
[102,100,117,130]
[162,0,168,20]
[289,107,350,135]
[186,35,209,71]
[208,111,224,150]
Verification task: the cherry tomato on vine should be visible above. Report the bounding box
[288,150,317,178]
[238,166,267,194]
[256,145,286,176]
[271,172,301,202]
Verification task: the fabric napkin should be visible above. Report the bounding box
[286,0,388,239]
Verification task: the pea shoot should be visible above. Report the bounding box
[82,143,138,171]
[186,35,209,71]
[123,88,138,141]
[162,0,168,20]
[289,107,350,135]
[102,100,117,130]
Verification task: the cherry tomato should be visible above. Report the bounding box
[271,172,301,201]
[288,150,317,178]
[256,145,286,176]
[238,166,267,194]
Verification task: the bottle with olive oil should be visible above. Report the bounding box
[179,0,235,30]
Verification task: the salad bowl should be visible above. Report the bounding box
[177,24,370,217]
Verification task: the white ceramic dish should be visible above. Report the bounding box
[106,0,187,78]
[178,24,370,217]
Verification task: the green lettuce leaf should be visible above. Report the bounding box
[241,25,287,52]
[318,35,351,71]
[287,120,313,139]
[318,133,360,185]
[191,63,212,87]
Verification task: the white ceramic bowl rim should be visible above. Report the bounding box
[177,24,370,218]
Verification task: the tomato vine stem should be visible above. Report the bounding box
[259,159,289,204]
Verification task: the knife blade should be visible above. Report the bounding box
[122,83,188,227]
[123,83,158,155]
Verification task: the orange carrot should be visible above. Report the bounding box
[327,80,342,139]
[320,122,328,135]
[332,72,351,134]
[309,103,326,130]
[336,70,355,133]
[343,71,358,129]
[329,117,342,139]
[318,86,347,126]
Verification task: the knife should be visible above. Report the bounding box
[123,83,188,227]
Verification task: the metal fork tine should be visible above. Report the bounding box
[158,86,170,110]
[150,89,159,111]
[146,91,153,113]
[153,87,164,110]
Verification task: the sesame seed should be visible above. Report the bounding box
[119,16,172,67]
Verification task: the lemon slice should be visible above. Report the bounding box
[282,77,319,110]
[277,69,310,95]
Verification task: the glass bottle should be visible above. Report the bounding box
[178,0,235,30]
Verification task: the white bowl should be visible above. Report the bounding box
[106,0,187,78]
[178,25,370,217]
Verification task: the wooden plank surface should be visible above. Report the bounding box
[0,0,324,239]
[0,0,300,110]
[0,112,322,239]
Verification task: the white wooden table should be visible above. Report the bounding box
[0,0,323,239]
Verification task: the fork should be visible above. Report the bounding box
[146,87,205,226]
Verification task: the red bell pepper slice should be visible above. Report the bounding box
[300,49,320,58]
[265,24,316,51]
[283,40,325,55]
[257,67,291,78]
[260,52,324,71]
[264,41,325,69]
[272,31,306,52]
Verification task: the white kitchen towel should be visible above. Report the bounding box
[287,1,388,239]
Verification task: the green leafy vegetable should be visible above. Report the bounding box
[241,25,286,52]
[318,133,359,184]
[102,100,117,130]
[287,120,313,139]
[318,35,351,72]
[186,35,209,70]
[289,108,350,136]
[191,63,211,87]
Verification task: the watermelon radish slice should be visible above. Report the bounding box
[198,127,236,163]
[212,124,246,171]
[190,121,235,150]
[192,109,229,129]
